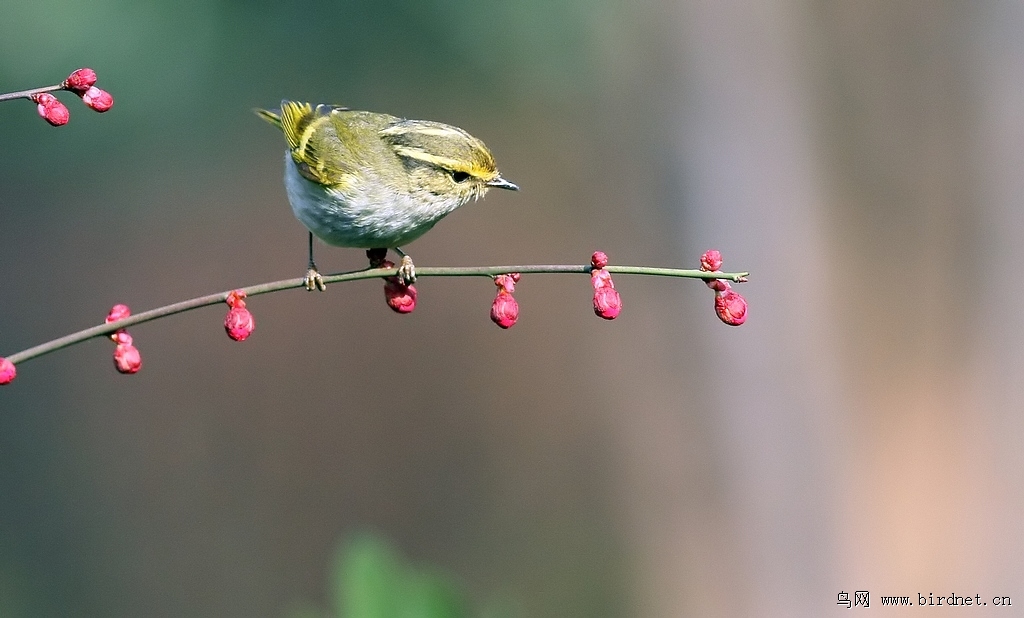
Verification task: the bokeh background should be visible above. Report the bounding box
[3,1,1024,616]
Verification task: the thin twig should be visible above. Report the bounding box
[3,263,749,367]
[0,83,64,102]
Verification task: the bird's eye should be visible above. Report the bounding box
[451,171,471,183]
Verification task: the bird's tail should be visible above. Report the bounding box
[254,106,282,129]
[256,101,322,155]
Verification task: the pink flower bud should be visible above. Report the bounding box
[700,249,723,272]
[593,286,622,320]
[106,304,131,323]
[714,288,747,326]
[591,251,609,270]
[81,86,113,112]
[33,93,69,126]
[224,306,255,341]
[490,291,519,329]
[491,274,521,328]
[379,260,417,313]
[384,280,417,313]
[112,330,133,346]
[64,68,97,93]
[590,263,621,319]
[222,290,255,340]
[0,358,16,385]
[113,343,142,374]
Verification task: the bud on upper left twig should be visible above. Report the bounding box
[32,93,69,126]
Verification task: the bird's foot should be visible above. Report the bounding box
[304,265,326,291]
[397,255,416,285]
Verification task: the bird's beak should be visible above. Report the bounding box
[487,176,519,191]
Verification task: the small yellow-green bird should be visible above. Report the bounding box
[257,101,518,290]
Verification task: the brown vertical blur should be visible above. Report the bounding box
[653,0,1024,615]
[813,0,1024,606]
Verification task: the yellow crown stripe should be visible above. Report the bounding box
[380,124,467,139]
[392,146,467,170]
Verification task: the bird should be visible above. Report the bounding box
[256,101,518,290]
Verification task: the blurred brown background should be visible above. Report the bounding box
[3,1,1023,616]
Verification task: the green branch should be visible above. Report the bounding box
[3,263,748,367]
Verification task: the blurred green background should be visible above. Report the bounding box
[4,1,1024,616]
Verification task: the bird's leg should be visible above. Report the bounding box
[393,247,416,285]
[304,232,326,291]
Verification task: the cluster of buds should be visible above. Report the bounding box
[490,273,521,328]
[590,251,622,320]
[106,304,142,374]
[224,290,256,341]
[368,249,417,314]
[700,250,747,326]
[26,68,113,126]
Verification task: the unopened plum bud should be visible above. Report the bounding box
[714,288,748,326]
[222,290,255,340]
[81,86,113,112]
[33,93,69,126]
[593,286,622,320]
[113,343,142,374]
[490,274,521,328]
[224,306,255,341]
[490,290,519,329]
[106,304,131,323]
[0,358,16,385]
[384,279,417,313]
[700,250,723,272]
[590,258,621,319]
[64,68,97,93]
[378,259,417,313]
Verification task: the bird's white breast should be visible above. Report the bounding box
[283,153,466,248]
